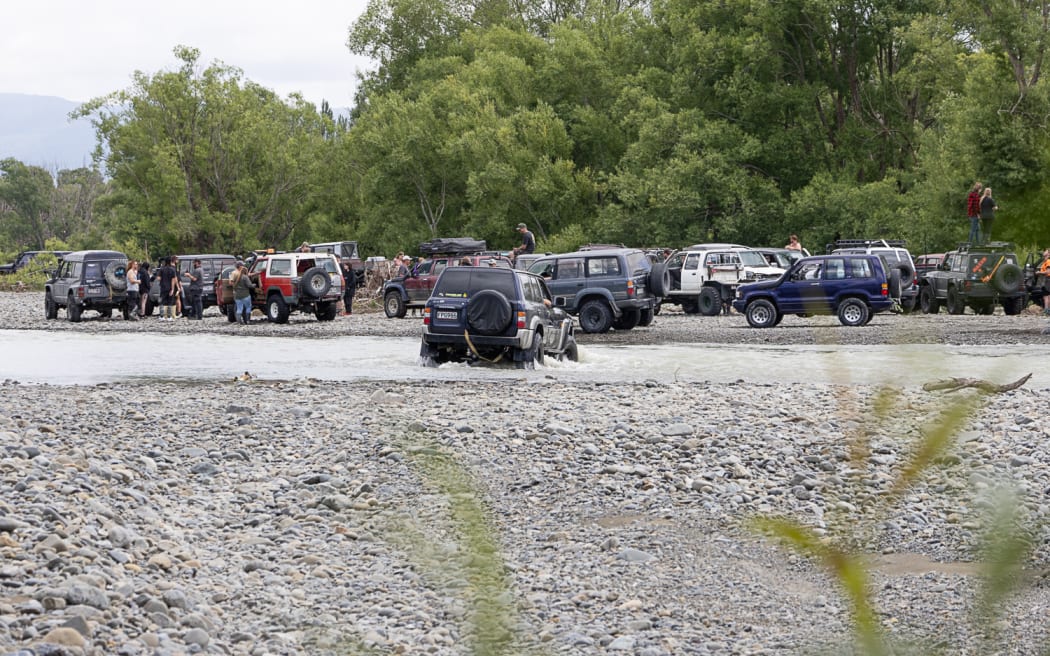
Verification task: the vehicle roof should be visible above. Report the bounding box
[174,253,237,259]
[310,241,357,246]
[545,247,641,258]
[61,250,127,260]
[683,243,749,250]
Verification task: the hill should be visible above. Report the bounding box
[0,93,97,172]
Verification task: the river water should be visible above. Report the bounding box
[0,330,1043,388]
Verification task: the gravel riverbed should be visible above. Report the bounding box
[2,292,1050,655]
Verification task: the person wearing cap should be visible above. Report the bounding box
[512,222,535,260]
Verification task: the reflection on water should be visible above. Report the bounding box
[0,329,1044,388]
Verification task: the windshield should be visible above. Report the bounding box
[738,251,769,267]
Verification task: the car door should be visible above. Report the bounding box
[545,257,584,310]
[52,260,72,302]
[775,260,823,313]
[678,253,702,293]
[817,257,851,310]
[404,258,439,303]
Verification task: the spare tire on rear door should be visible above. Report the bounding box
[300,267,332,298]
[104,261,128,292]
[992,263,1022,294]
[466,290,512,335]
[648,262,670,297]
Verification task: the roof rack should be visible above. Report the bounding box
[826,238,907,254]
[955,241,1016,253]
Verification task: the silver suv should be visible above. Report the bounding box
[45,250,130,322]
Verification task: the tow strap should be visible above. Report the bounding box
[980,256,1005,284]
[463,330,503,363]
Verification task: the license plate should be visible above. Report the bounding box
[436,310,458,320]
[88,286,105,294]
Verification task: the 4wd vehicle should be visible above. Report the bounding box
[755,247,806,269]
[383,238,511,318]
[918,242,1026,315]
[419,266,577,368]
[732,254,895,328]
[827,239,918,311]
[527,247,666,333]
[144,253,237,315]
[218,252,343,323]
[663,246,784,316]
[44,250,130,322]
[310,241,365,284]
[1,250,70,275]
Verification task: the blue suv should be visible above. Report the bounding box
[732,254,894,327]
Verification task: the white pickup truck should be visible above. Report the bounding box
[663,246,785,315]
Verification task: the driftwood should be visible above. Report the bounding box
[922,373,1032,394]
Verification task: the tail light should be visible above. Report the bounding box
[517,311,526,329]
[627,279,635,297]
[76,286,85,299]
[423,307,431,325]
[880,283,888,297]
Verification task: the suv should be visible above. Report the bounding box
[526,247,666,332]
[419,266,577,368]
[731,254,895,327]
[44,250,130,322]
[310,241,365,283]
[144,254,237,315]
[827,239,918,311]
[918,242,1026,315]
[217,251,343,323]
[383,239,512,318]
[663,246,784,316]
[1,250,71,275]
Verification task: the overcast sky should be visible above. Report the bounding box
[1,0,375,109]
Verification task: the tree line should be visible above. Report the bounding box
[4,0,1050,263]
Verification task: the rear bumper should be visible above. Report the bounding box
[422,328,533,351]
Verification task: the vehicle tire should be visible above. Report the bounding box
[745,299,778,328]
[900,295,917,314]
[888,269,903,300]
[265,295,290,323]
[225,305,238,323]
[384,291,407,318]
[560,337,579,362]
[638,307,655,327]
[67,296,81,323]
[315,301,337,321]
[992,263,1022,294]
[516,333,542,370]
[919,285,940,314]
[698,287,722,316]
[681,298,699,314]
[837,298,870,326]
[466,290,512,335]
[894,261,915,283]
[143,299,155,316]
[972,302,994,315]
[648,263,670,297]
[1003,295,1026,316]
[300,267,331,298]
[612,308,641,331]
[946,286,965,315]
[45,292,57,320]
[104,261,128,292]
[578,299,613,333]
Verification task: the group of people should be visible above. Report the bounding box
[122,256,205,322]
[966,182,998,244]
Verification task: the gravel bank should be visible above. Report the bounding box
[2,291,1050,655]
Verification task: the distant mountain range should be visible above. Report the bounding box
[0,93,97,172]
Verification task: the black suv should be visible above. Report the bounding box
[526,248,667,333]
[419,266,577,369]
[144,253,238,315]
[731,254,895,327]
[44,250,130,322]
[918,242,1026,315]
[1,250,71,275]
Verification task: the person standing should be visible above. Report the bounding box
[1038,249,1050,315]
[512,223,535,259]
[967,181,983,244]
[341,262,357,316]
[183,259,204,320]
[230,261,256,325]
[138,262,151,316]
[125,260,140,320]
[395,255,410,278]
[156,257,178,321]
[785,234,803,252]
[980,187,998,243]
[170,255,184,318]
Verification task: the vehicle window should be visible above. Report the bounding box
[792,261,821,281]
[269,259,292,276]
[737,251,767,267]
[587,257,621,277]
[83,262,100,279]
[529,260,555,278]
[683,254,700,271]
[668,253,685,268]
[342,244,359,259]
[825,258,847,280]
[555,258,584,279]
[626,252,651,276]
[416,260,433,275]
[70,262,83,280]
[433,260,447,277]
[849,258,873,278]
[520,275,541,304]
[322,258,340,274]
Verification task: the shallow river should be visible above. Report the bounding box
[0,330,1043,388]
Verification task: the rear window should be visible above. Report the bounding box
[626,252,652,276]
[433,269,517,299]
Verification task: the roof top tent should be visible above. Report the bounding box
[418,238,487,255]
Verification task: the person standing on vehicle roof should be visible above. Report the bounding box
[967,181,983,244]
[980,187,998,243]
[513,222,535,260]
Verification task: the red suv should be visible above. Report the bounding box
[217,252,343,323]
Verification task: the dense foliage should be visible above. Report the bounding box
[5,1,1050,264]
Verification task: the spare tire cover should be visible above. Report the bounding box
[894,261,915,281]
[466,290,512,336]
[887,268,903,299]
[300,266,332,298]
[105,261,128,292]
[992,263,1022,294]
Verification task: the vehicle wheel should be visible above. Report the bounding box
[516,332,542,369]
[104,261,128,292]
[698,287,721,316]
[578,300,613,333]
[837,298,870,326]
[681,298,699,314]
[67,296,81,323]
[745,299,778,328]
[300,267,331,298]
[946,287,965,315]
[466,290,512,335]
[638,307,655,327]
[384,291,407,318]
[143,299,155,316]
[900,295,917,314]
[1003,296,1026,316]
[265,295,290,323]
[612,308,640,331]
[648,263,670,297]
[45,292,57,320]
[919,285,940,314]
[888,269,903,300]
[224,305,238,322]
[992,263,1022,294]
[560,337,579,362]
[972,302,995,315]
[315,301,338,321]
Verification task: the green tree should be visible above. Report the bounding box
[0,158,55,250]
